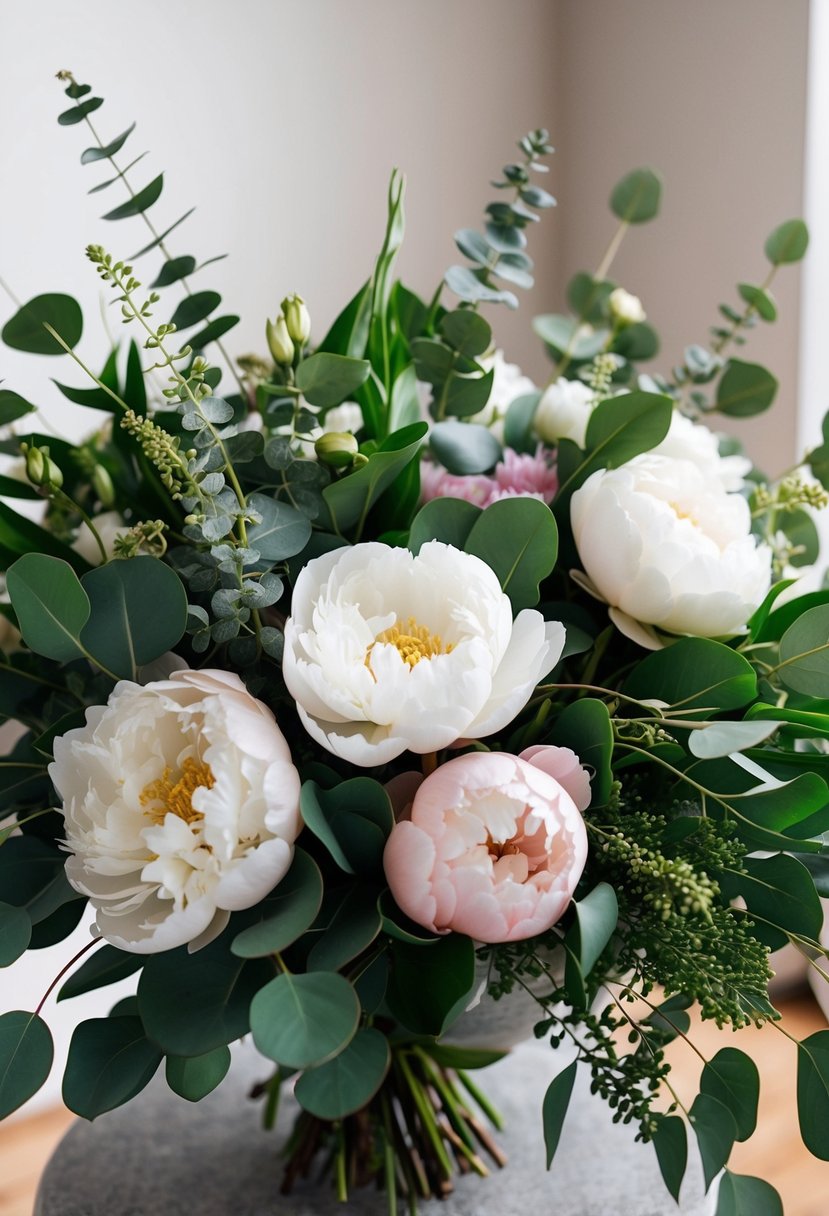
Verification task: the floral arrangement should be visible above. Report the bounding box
[2,73,829,1216]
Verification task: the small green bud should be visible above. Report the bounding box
[266,315,294,366]
[22,442,63,490]
[92,464,115,508]
[314,431,359,469]
[281,293,311,345]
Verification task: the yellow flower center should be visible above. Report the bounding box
[668,501,699,525]
[368,616,453,670]
[140,758,215,824]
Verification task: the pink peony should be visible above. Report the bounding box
[420,448,557,510]
[383,749,589,943]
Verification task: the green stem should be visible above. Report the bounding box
[397,1053,454,1179]
[41,324,130,412]
[53,489,108,563]
[455,1070,504,1131]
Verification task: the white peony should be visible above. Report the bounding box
[652,411,751,492]
[283,541,565,766]
[534,377,596,448]
[470,350,537,437]
[71,510,126,566]
[49,669,302,954]
[570,453,771,638]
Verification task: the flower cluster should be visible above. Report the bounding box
[1,95,828,1216]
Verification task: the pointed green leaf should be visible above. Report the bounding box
[57,97,103,125]
[6,554,90,662]
[542,1060,577,1168]
[80,123,135,164]
[246,492,312,562]
[130,208,196,259]
[102,174,163,221]
[797,1030,829,1159]
[0,903,31,966]
[653,1115,687,1202]
[63,1016,162,1118]
[0,390,36,425]
[165,1046,230,1102]
[690,1092,736,1191]
[169,291,221,331]
[151,256,197,288]
[186,313,240,349]
[295,352,371,409]
[58,944,144,1002]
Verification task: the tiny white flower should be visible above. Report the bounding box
[571,453,771,638]
[609,287,646,326]
[49,669,302,953]
[283,541,565,766]
[534,377,596,448]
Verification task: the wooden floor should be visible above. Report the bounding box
[1,992,827,1216]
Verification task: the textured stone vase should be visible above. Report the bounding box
[36,1037,716,1216]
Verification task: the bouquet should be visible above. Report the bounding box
[1,71,829,1216]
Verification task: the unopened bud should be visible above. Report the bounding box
[92,464,115,508]
[281,293,311,345]
[608,287,646,327]
[314,431,359,469]
[22,442,63,490]
[266,315,294,366]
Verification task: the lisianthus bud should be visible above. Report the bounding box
[92,464,116,508]
[608,287,646,327]
[281,294,311,344]
[22,442,63,490]
[314,431,359,469]
[266,315,294,366]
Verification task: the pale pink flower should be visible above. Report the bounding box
[421,448,557,510]
[383,750,589,943]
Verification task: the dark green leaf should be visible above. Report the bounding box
[102,174,163,221]
[320,422,427,535]
[250,971,360,1069]
[582,390,672,470]
[778,507,820,569]
[690,1091,736,1191]
[542,1060,577,1168]
[165,1046,230,1102]
[318,282,372,359]
[716,1172,783,1216]
[700,1047,760,1142]
[63,1016,162,1118]
[151,256,197,288]
[58,944,144,1001]
[80,556,188,679]
[299,779,392,879]
[567,273,615,323]
[624,638,757,715]
[764,219,809,265]
[0,505,91,573]
[439,310,492,358]
[169,291,221,331]
[6,554,90,662]
[777,605,829,697]
[610,168,663,223]
[503,391,542,453]
[408,497,482,555]
[721,855,823,951]
[386,935,476,1037]
[653,1115,687,1202]
[57,97,103,125]
[550,699,614,806]
[0,903,31,966]
[181,313,239,350]
[130,208,196,260]
[80,123,135,164]
[464,497,558,612]
[564,882,618,1004]
[307,886,383,972]
[612,321,659,361]
[715,360,778,418]
[797,1030,829,1159]
[0,1011,53,1117]
[2,294,83,355]
[230,849,323,958]
[0,390,36,425]
[430,421,501,475]
[295,1027,390,1119]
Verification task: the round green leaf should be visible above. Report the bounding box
[250,971,360,1069]
[699,1048,760,1142]
[778,605,829,697]
[464,496,558,612]
[0,902,31,966]
[63,1016,162,1119]
[797,1030,829,1159]
[295,352,371,408]
[612,321,659,361]
[716,1172,783,1216]
[2,294,83,355]
[430,421,502,475]
[247,492,312,562]
[715,360,778,417]
[764,218,809,265]
[533,313,608,361]
[230,848,323,958]
[169,291,221,331]
[294,1027,390,1119]
[439,310,492,358]
[0,1011,54,1117]
[80,555,188,679]
[165,1046,231,1102]
[610,168,662,224]
[6,554,90,662]
[408,497,482,556]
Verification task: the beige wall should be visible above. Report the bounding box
[556,0,809,475]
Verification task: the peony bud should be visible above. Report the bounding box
[314,431,359,469]
[22,442,63,490]
[92,464,116,508]
[608,287,646,327]
[281,294,311,345]
[266,315,294,366]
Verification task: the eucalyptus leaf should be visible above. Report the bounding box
[294,1028,390,1120]
[408,497,482,555]
[247,492,312,561]
[102,174,164,221]
[542,1060,577,1169]
[58,944,144,1001]
[610,168,662,224]
[716,1172,783,1216]
[250,971,360,1069]
[699,1047,760,1142]
[81,123,135,164]
[688,720,782,759]
[624,638,757,716]
[0,1010,54,1118]
[737,283,777,322]
[777,605,829,697]
[63,1016,162,1119]
[169,292,221,331]
[320,422,427,535]
[764,218,809,265]
[653,1115,687,1203]
[2,294,83,355]
[464,497,558,612]
[165,1046,230,1102]
[230,849,323,958]
[550,700,614,806]
[0,902,31,966]
[80,556,188,680]
[715,360,777,417]
[430,421,502,475]
[439,310,492,358]
[295,353,371,408]
[385,935,476,1037]
[6,554,90,662]
[0,390,36,425]
[797,1030,829,1159]
[690,1091,736,1191]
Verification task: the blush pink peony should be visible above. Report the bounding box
[383,749,589,943]
[420,448,557,510]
